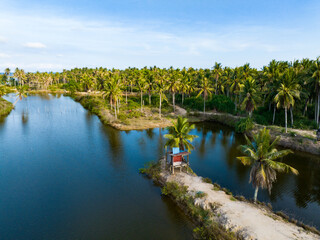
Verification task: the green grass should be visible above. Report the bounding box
[0,97,13,117]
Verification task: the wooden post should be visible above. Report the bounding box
[187,155,190,173]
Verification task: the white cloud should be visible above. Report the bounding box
[0,53,10,58]
[0,36,7,43]
[23,42,47,49]
[0,9,319,71]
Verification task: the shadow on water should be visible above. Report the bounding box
[1,94,320,238]
[191,121,320,228]
[100,124,125,170]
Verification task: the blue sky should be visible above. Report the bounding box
[0,0,320,71]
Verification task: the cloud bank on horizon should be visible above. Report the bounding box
[0,0,320,72]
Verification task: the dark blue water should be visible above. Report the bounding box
[1,94,320,239]
[0,94,194,240]
[188,122,320,229]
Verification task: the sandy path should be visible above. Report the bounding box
[164,172,319,240]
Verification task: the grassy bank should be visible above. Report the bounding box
[74,94,177,130]
[71,92,320,155]
[140,160,320,239]
[189,111,320,155]
[139,161,238,240]
[0,97,13,117]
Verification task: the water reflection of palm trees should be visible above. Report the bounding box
[293,158,320,208]
[100,125,124,169]
[21,110,28,124]
[145,128,155,139]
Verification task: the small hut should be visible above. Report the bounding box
[167,147,190,174]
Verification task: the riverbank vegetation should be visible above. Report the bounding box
[0,85,13,116]
[2,57,320,131]
[0,97,13,117]
[140,158,320,239]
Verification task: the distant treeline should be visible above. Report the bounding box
[1,57,320,130]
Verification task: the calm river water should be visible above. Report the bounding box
[1,94,319,239]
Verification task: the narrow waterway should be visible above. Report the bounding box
[0,94,194,240]
[1,94,320,240]
[189,122,320,229]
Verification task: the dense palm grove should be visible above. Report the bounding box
[1,57,320,131]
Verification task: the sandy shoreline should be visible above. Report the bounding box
[155,159,320,240]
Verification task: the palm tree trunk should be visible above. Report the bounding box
[140,90,143,112]
[182,93,184,105]
[290,106,293,126]
[172,92,175,112]
[254,186,259,203]
[285,107,288,133]
[114,103,117,119]
[317,92,320,126]
[118,99,120,114]
[13,97,19,106]
[215,77,217,95]
[203,97,206,114]
[149,92,151,105]
[159,93,162,118]
[315,97,317,122]
[272,105,276,124]
[302,99,308,117]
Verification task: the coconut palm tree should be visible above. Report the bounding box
[212,62,223,95]
[237,128,298,203]
[241,77,260,117]
[164,116,198,152]
[103,74,123,118]
[312,57,320,126]
[167,69,180,112]
[196,73,213,114]
[274,69,300,133]
[13,85,28,106]
[136,72,147,112]
[156,70,168,118]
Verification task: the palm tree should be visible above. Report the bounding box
[164,116,198,152]
[156,70,168,118]
[136,73,147,112]
[0,85,8,98]
[167,70,180,112]
[13,86,28,106]
[213,62,223,95]
[241,77,260,117]
[103,75,122,118]
[5,68,10,77]
[229,67,243,111]
[237,128,298,203]
[312,57,320,126]
[274,69,300,133]
[196,74,213,114]
[145,68,155,105]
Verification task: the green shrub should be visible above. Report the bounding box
[195,191,207,198]
[183,95,235,114]
[235,117,253,133]
[139,161,161,180]
[202,177,213,184]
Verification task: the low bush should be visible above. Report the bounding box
[183,95,235,114]
[235,117,253,133]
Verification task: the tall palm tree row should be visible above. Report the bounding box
[2,57,320,128]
